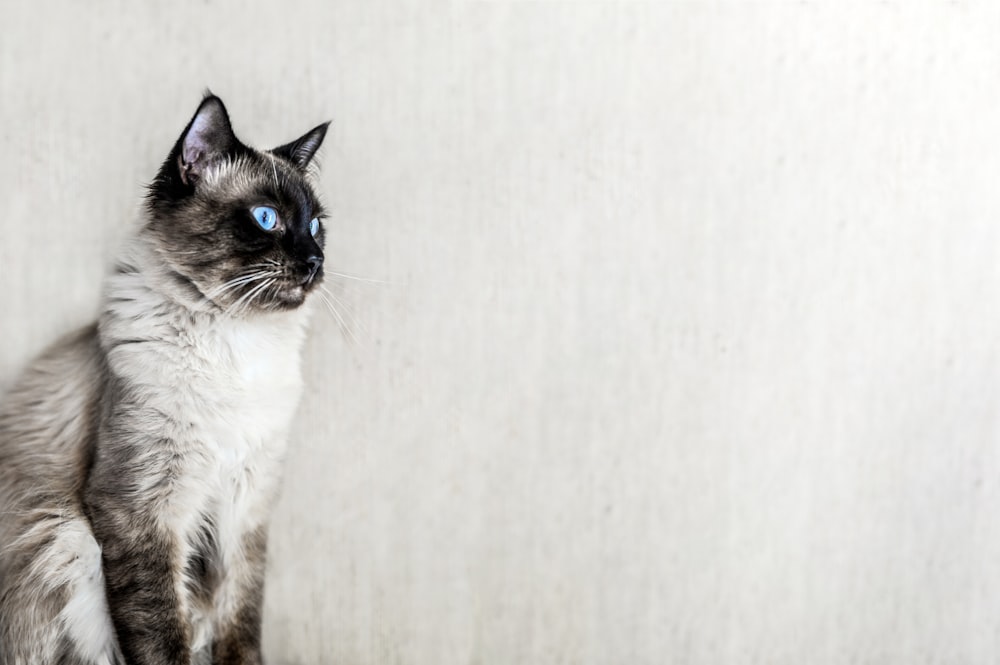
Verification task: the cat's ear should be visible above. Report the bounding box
[177,95,238,186]
[271,122,330,169]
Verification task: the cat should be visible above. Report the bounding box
[0,94,330,665]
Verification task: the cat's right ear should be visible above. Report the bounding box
[176,95,238,186]
[271,122,330,170]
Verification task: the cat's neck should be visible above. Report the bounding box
[96,235,309,460]
[98,235,312,356]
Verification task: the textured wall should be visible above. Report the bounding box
[2,1,1000,663]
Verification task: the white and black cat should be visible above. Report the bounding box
[0,95,330,665]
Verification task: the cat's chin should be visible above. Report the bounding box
[268,284,308,310]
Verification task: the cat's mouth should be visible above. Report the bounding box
[210,268,322,313]
[273,283,307,308]
[268,274,323,310]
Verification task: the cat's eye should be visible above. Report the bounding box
[309,218,320,237]
[252,206,279,231]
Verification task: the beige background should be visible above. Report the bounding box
[2,1,1000,663]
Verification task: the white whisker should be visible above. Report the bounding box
[205,270,279,300]
[248,278,277,312]
[316,289,360,347]
[231,277,276,314]
[268,154,280,191]
[321,285,370,339]
[324,270,388,285]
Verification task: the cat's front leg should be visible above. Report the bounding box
[86,492,192,665]
[212,525,268,665]
[84,418,201,665]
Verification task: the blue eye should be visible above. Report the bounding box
[252,206,278,231]
[309,218,320,237]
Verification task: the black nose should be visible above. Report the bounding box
[302,255,323,286]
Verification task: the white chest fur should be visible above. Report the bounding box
[104,263,308,511]
[101,278,311,648]
[105,304,307,456]
[185,315,305,455]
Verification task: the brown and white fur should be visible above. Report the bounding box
[0,95,330,665]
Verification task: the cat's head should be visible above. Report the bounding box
[145,94,330,314]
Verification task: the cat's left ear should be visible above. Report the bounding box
[271,122,330,169]
[178,95,238,186]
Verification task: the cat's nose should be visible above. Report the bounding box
[302,255,323,286]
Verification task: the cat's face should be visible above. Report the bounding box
[145,96,330,314]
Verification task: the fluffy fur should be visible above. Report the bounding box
[0,95,330,664]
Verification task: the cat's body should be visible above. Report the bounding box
[0,96,330,664]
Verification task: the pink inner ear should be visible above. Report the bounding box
[179,100,235,185]
[182,114,212,167]
[179,118,207,184]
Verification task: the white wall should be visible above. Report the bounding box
[2,1,999,663]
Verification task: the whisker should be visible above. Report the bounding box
[211,272,268,292]
[208,267,270,289]
[247,278,277,313]
[249,278,280,314]
[203,276,263,303]
[317,289,360,347]
[231,277,275,314]
[247,279,276,314]
[321,285,370,339]
[205,270,279,299]
[268,154,280,192]
[324,270,389,285]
